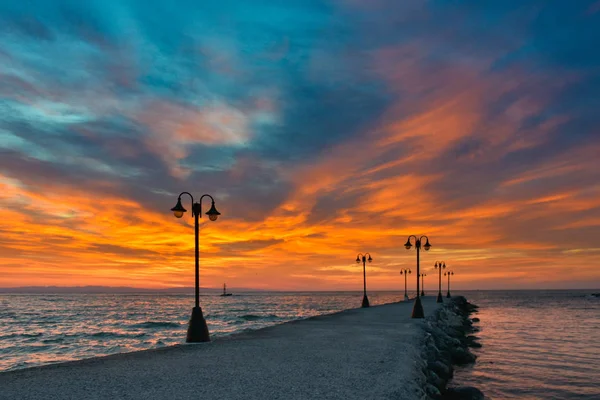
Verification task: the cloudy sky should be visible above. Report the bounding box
[1,0,599,290]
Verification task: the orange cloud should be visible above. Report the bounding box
[2,40,600,291]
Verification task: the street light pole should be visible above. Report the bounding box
[400,268,411,301]
[445,271,454,298]
[355,253,372,308]
[404,235,432,318]
[420,273,427,296]
[434,261,446,303]
[171,192,221,343]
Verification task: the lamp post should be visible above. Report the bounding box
[445,271,454,298]
[355,253,372,308]
[400,268,411,301]
[419,273,427,296]
[404,235,431,318]
[434,261,446,303]
[171,192,221,343]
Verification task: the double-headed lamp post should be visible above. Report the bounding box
[171,192,221,343]
[434,261,446,303]
[355,253,372,308]
[404,235,431,318]
[400,269,411,301]
[419,273,427,296]
[445,271,454,298]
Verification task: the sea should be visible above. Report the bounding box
[449,290,600,400]
[1,290,599,399]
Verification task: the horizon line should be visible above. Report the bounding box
[0,285,598,292]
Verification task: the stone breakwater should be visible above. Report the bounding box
[418,296,484,400]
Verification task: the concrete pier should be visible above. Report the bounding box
[0,297,441,400]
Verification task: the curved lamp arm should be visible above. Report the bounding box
[171,192,221,220]
[179,192,194,209]
[404,235,418,249]
[199,194,220,221]
[171,192,194,219]
[419,235,432,251]
[199,194,215,204]
[356,252,373,263]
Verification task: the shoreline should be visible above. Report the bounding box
[0,296,479,400]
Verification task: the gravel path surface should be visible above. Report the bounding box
[0,296,441,400]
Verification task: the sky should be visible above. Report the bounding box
[1,0,599,291]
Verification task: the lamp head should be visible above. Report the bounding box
[404,239,412,250]
[423,238,431,251]
[367,255,372,263]
[205,201,221,221]
[356,256,360,263]
[171,198,187,218]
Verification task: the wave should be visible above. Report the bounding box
[42,337,66,344]
[130,321,181,329]
[26,345,53,353]
[0,333,43,340]
[39,297,62,302]
[90,332,147,339]
[238,314,282,321]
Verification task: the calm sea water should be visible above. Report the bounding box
[1,290,599,400]
[452,290,600,400]
[0,291,401,372]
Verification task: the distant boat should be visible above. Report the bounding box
[220,283,233,297]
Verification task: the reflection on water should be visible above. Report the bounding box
[0,291,404,371]
[453,290,600,400]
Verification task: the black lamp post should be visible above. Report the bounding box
[445,271,454,298]
[434,261,446,303]
[404,235,431,318]
[171,192,221,343]
[355,253,372,308]
[400,268,411,301]
[420,273,427,296]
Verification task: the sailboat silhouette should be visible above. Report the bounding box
[220,283,232,297]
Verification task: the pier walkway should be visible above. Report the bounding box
[0,297,441,400]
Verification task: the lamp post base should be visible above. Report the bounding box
[404,294,409,301]
[446,292,451,298]
[186,306,210,343]
[411,296,424,318]
[437,292,443,303]
[361,295,370,308]
[420,291,425,296]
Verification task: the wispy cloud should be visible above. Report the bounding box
[1,1,599,289]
